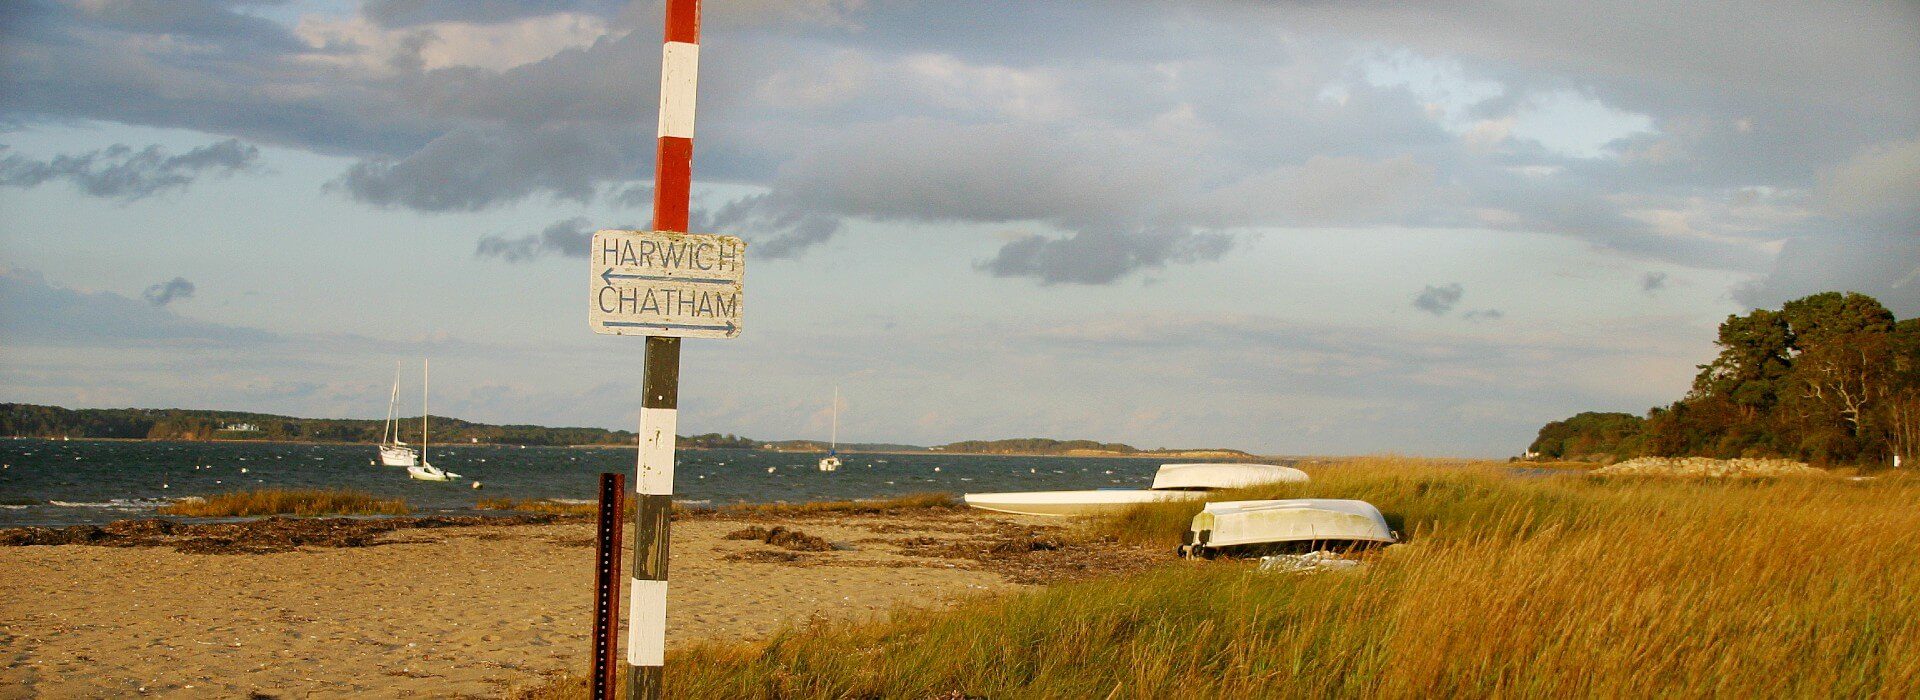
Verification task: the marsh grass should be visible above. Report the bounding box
[476,492,958,519]
[710,492,958,517]
[521,456,1920,698]
[476,497,602,516]
[156,488,407,517]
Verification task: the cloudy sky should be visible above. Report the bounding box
[2,1,1917,456]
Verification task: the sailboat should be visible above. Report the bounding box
[817,386,842,472]
[375,361,420,467]
[407,359,462,482]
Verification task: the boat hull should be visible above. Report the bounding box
[963,489,1207,517]
[378,445,419,467]
[1150,463,1308,490]
[1184,499,1396,555]
[407,464,460,481]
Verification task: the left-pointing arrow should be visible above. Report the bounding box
[601,268,735,286]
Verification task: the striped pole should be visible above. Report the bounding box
[629,1,698,698]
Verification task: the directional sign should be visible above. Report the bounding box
[589,229,744,339]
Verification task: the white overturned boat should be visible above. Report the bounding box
[1179,499,1397,558]
[963,463,1308,517]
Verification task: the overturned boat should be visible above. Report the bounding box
[963,463,1308,517]
[1179,498,1397,558]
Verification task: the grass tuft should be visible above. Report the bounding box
[157,488,408,517]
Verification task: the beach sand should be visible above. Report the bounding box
[0,510,1153,699]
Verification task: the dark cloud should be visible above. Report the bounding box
[1414,283,1465,315]
[361,0,624,27]
[0,268,271,347]
[3,1,1915,289]
[50,0,308,52]
[331,125,645,211]
[1463,309,1505,321]
[1735,230,1920,317]
[0,140,258,201]
[612,184,653,209]
[733,119,1241,281]
[0,0,444,156]
[142,277,196,306]
[474,217,595,263]
[978,228,1234,286]
[1734,136,1920,315]
[1642,271,1668,292]
[690,193,843,259]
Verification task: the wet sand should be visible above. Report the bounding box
[0,511,1154,698]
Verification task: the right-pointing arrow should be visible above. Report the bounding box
[603,320,737,333]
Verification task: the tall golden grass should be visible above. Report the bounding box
[157,488,408,517]
[522,456,1920,698]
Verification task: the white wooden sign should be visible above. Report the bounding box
[589,229,744,339]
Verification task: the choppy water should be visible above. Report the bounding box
[0,438,1190,527]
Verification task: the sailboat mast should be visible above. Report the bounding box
[421,359,429,461]
[830,386,838,451]
[385,360,401,446]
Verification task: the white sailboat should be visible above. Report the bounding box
[817,386,842,472]
[375,361,420,467]
[407,359,462,482]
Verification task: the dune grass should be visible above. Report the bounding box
[1089,456,1646,548]
[519,456,1920,698]
[710,491,958,517]
[476,492,959,519]
[157,488,408,517]
[476,497,602,516]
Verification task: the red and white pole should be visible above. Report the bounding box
[652,0,699,233]
[629,1,699,698]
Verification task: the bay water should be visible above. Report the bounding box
[0,438,1179,527]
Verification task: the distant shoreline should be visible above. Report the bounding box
[5,436,1274,461]
[4,403,1267,459]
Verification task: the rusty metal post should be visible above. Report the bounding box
[591,473,626,699]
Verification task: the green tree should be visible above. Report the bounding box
[1527,412,1646,460]
[1605,291,1910,466]
[1690,309,1793,416]
[1781,291,1897,349]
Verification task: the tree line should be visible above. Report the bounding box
[1529,291,1917,466]
[0,404,758,449]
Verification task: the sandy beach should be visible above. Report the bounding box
[0,510,1159,698]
